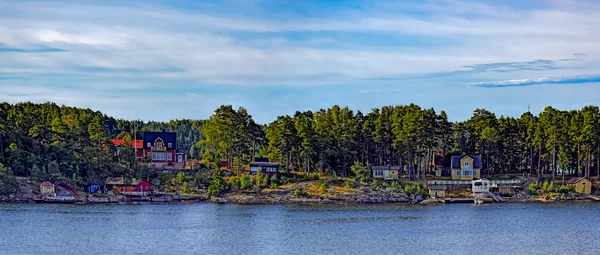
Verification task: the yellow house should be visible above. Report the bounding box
[372,166,400,180]
[569,177,592,194]
[40,182,55,196]
[428,184,446,198]
[451,154,481,180]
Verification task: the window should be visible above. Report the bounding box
[147,142,151,147]
[456,171,460,176]
[582,182,586,186]
[392,170,395,174]
[464,162,469,166]
[168,143,172,148]
[152,152,166,161]
[167,153,172,161]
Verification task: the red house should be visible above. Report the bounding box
[143,130,187,164]
[110,139,144,160]
[105,177,152,194]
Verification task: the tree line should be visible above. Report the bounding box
[0,102,203,188]
[1,102,599,187]
[200,104,600,182]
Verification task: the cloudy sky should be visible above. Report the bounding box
[1,0,599,123]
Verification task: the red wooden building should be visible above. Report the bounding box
[110,139,144,160]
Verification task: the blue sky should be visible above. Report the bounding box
[1,0,599,123]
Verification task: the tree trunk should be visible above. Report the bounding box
[537,142,542,180]
[577,143,581,177]
[597,142,600,179]
[552,139,556,181]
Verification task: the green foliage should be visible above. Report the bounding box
[0,163,18,196]
[319,183,328,193]
[293,189,306,198]
[270,182,278,189]
[182,182,189,193]
[240,174,251,190]
[208,167,226,197]
[351,161,371,183]
[312,172,320,180]
[176,172,185,184]
[558,185,573,194]
[542,181,549,191]
[345,179,354,189]
[255,169,264,188]
[528,183,539,194]
[547,183,554,193]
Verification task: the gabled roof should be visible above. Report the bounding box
[110,139,144,149]
[40,182,55,187]
[451,155,482,169]
[143,131,177,149]
[371,166,400,170]
[568,177,589,184]
[106,177,140,186]
[250,162,279,167]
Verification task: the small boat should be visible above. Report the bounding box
[588,196,600,201]
[181,199,196,204]
[475,198,483,205]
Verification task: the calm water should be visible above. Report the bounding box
[1,202,599,255]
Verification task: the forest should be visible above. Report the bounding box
[201,104,600,183]
[0,102,203,193]
[1,102,600,193]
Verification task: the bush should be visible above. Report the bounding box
[528,183,539,194]
[176,172,185,184]
[547,183,554,193]
[208,168,226,197]
[293,189,305,197]
[255,170,264,188]
[558,185,573,194]
[270,182,278,189]
[240,174,251,190]
[313,172,320,180]
[345,181,352,189]
[542,181,549,191]
[319,183,328,193]
[182,182,189,193]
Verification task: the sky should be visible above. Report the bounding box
[1,0,599,124]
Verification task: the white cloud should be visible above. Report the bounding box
[1,0,599,121]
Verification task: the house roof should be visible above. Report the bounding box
[110,139,144,149]
[40,182,55,187]
[568,177,589,184]
[106,177,140,186]
[143,131,177,149]
[250,162,279,167]
[451,155,482,169]
[371,165,400,170]
[254,157,269,162]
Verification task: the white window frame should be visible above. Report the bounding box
[167,153,172,161]
[168,143,172,148]
[147,142,151,147]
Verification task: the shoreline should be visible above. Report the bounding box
[2,194,597,205]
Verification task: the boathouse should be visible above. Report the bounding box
[569,177,592,194]
[40,182,55,197]
[105,177,152,194]
[428,184,446,198]
[372,165,400,180]
[249,162,279,176]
